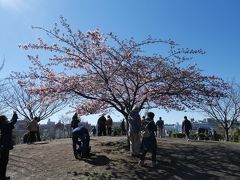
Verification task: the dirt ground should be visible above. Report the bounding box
[7,136,240,180]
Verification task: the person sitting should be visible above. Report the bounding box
[72,126,90,159]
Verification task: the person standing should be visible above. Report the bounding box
[128,107,141,157]
[182,116,192,141]
[120,119,126,135]
[156,117,164,138]
[97,114,107,136]
[0,111,18,179]
[138,112,157,167]
[106,115,113,136]
[72,126,90,159]
[27,117,39,143]
[71,113,80,130]
[141,116,146,130]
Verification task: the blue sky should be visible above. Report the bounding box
[1,0,240,125]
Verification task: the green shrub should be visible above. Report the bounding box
[198,133,206,140]
[171,132,185,138]
[190,133,198,140]
[233,128,240,142]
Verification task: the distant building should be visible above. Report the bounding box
[40,119,56,140]
[166,123,181,132]
[47,119,55,127]
[192,118,218,131]
[79,121,92,131]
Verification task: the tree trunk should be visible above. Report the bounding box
[225,128,229,141]
[124,115,130,150]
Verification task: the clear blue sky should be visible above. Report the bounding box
[1,0,240,125]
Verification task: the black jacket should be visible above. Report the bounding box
[0,113,18,150]
[182,119,192,131]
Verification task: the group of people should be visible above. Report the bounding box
[57,112,192,163]
[128,107,193,167]
[97,114,113,136]
[0,109,193,179]
[128,107,158,167]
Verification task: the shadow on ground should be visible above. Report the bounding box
[83,154,110,166]
[108,140,240,180]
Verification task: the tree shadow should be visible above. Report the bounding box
[108,140,240,180]
[101,139,129,151]
[82,154,110,166]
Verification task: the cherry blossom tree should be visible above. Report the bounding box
[198,82,240,141]
[15,17,226,127]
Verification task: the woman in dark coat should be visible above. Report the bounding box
[139,112,157,167]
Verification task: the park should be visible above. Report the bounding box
[1,1,240,180]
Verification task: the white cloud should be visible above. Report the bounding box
[0,0,28,11]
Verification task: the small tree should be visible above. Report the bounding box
[0,58,9,114]
[0,78,66,122]
[198,82,240,141]
[0,80,10,114]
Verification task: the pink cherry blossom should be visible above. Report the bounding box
[13,17,227,122]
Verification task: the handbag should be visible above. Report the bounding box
[141,128,150,138]
[141,120,152,138]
